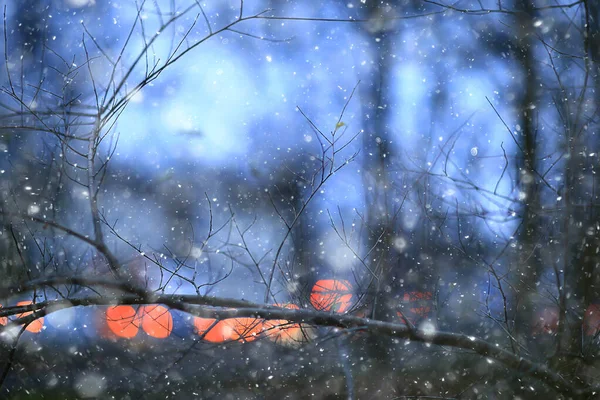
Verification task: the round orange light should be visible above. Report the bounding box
[310,279,353,313]
[263,304,306,346]
[194,317,264,343]
[16,300,44,333]
[0,305,7,326]
[106,305,139,339]
[397,291,433,325]
[194,318,234,343]
[227,318,264,342]
[141,305,173,339]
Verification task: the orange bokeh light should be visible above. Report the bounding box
[396,291,433,325]
[263,304,305,346]
[141,305,173,339]
[16,300,44,333]
[0,305,7,326]
[310,279,353,313]
[194,317,264,343]
[106,305,140,339]
[194,318,234,343]
[228,318,264,342]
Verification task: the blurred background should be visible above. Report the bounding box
[0,0,598,398]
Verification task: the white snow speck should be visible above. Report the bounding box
[420,321,437,338]
[74,372,106,398]
[27,204,40,215]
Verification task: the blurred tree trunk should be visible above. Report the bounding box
[277,169,317,303]
[359,14,396,323]
[356,1,425,375]
[556,0,600,374]
[511,0,542,342]
[577,0,600,314]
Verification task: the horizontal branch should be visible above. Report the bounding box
[0,276,595,397]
